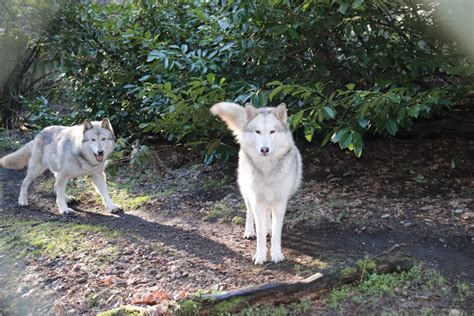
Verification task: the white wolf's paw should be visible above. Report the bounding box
[243,229,256,239]
[18,197,29,206]
[271,252,285,263]
[65,196,78,205]
[59,207,75,215]
[108,205,123,214]
[253,252,267,265]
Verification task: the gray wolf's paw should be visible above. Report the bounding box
[271,252,285,263]
[59,207,75,215]
[18,197,29,206]
[244,229,256,239]
[253,252,267,265]
[109,206,123,214]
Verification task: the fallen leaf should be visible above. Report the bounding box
[133,290,171,305]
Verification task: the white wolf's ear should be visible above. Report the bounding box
[101,118,114,135]
[272,103,287,124]
[83,120,93,133]
[244,103,258,122]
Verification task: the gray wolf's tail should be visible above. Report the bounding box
[210,102,245,138]
[0,141,33,169]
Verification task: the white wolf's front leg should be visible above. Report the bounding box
[243,197,255,238]
[55,175,74,215]
[265,209,272,236]
[252,202,268,265]
[244,197,272,239]
[91,172,122,213]
[270,200,288,263]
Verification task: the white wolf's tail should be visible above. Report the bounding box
[210,102,245,137]
[0,141,33,170]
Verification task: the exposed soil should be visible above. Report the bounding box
[1,135,473,315]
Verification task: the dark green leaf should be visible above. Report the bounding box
[339,132,353,149]
[385,119,398,136]
[338,1,350,14]
[322,106,336,119]
[331,128,350,143]
[305,125,315,142]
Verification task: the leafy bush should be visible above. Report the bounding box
[23,96,62,127]
[44,0,472,159]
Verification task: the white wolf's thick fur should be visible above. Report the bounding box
[0,119,122,215]
[211,102,302,264]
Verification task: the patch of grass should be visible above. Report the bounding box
[454,282,472,304]
[231,216,245,226]
[67,175,154,210]
[339,266,357,279]
[211,297,248,314]
[327,199,348,210]
[107,186,153,209]
[204,202,237,222]
[97,305,149,316]
[35,176,55,193]
[325,264,472,313]
[150,242,177,257]
[85,292,102,308]
[308,258,329,269]
[237,298,313,316]
[0,217,122,260]
[355,257,377,280]
[202,175,228,192]
[96,245,120,266]
[286,205,323,228]
[413,174,427,183]
[327,266,422,309]
[172,299,201,316]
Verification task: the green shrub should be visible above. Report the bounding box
[43,0,472,159]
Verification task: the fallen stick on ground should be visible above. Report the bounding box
[191,244,414,314]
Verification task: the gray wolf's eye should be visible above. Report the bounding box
[91,138,96,142]
[270,130,276,134]
[101,138,106,141]
[255,130,261,134]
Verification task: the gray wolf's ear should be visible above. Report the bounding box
[244,103,258,122]
[272,103,287,124]
[83,120,93,133]
[101,118,114,135]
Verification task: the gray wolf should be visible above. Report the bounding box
[0,119,122,215]
[211,102,302,264]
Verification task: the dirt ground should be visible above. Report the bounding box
[0,134,473,315]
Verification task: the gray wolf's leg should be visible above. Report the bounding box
[55,175,74,214]
[18,161,46,206]
[91,172,122,213]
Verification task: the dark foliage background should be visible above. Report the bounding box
[1,0,472,161]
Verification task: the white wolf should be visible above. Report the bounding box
[211,102,302,264]
[0,119,122,215]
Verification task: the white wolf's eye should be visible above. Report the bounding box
[91,138,96,142]
[101,137,106,141]
[255,130,261,134]
[270,130,276,134]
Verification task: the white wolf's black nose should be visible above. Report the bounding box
[260,147,269,155]
[97,150,104,155]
